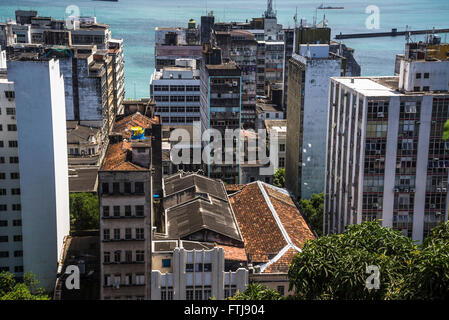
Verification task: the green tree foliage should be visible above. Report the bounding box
[0,272,50,300]
[69,192,99,231]
[273,168,285,188]
[228,283,284,300]
[288,220,416,300]
[401,221,449,300]
[299,193,324,236]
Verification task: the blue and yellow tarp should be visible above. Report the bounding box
[131,126,145,140]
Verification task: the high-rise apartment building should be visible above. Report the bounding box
[285,24,361,200]
[150,59,202,129]
[324,38,449,242]
[98,112,161,300]
[3,56,70,290]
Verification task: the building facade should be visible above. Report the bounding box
[5,57,70,289]
[324,40,449,242]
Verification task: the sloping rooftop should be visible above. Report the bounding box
[67,123,99,144]
[113,112,160,139]
[163,172,243,243]
[229,181,314,273]
[101,112,159,171]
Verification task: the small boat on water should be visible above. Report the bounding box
[92,0,119,2]
[317,3,344,9]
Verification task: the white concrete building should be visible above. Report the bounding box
[150,59,202,129]
[5,57,70,289]
[286,45,347,199]
[151,243,248,300]
[324,41,449,242]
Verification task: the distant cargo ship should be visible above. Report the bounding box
[93,0,119,2]
[317,3,344,9]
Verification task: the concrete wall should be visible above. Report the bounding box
[7,59,70,290]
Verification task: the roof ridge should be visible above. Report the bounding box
[257,181,302,253]
[260,244,295,273]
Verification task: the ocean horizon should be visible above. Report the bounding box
[1,0,449,99]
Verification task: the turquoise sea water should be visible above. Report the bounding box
[1,0,449,99]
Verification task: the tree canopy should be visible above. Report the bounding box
[0,272,50,300]
[69,192,99,231]
[288,220,449,300]
[228,283,284,300]
[273,168,285,188]
[299,193,324,236]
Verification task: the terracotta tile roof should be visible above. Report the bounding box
[113,112,160,139]
[229,181,315,273]
[218,245,247,262]
[101,112,159,171]
[264,248,299,273]
[225,184,246,193]
[101,141,147,171]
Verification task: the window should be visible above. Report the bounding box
[10,172,19,179]
[135,274,145,285]
[7,124,17,131]
[6,108,15,115]
[416,73,422,79]
[0,251,9,258]
[162,259,171,268]
[11,188,20,195]
[136,228,144,240]
[194,290,203,300]
[103,229,110,241]
[0,221,7,227]
[125,205,131,217]
[102,183,109,194]
[113,206,120,217]
[114,250,121,263]
[186,289,194,300]
[12,204,20,211]
[104,252,110,263]
[279,157,285,168]
[12,220,21,226]
[14,251,23,257]
[8,141,18,148]
[136,250,144,262]
[203,263,212,272]
[13,235,22,242]
[279,144,285,152]
[423,86,430,92]
[204,288,212,300]
[15,266,24,273]
[114,275,121,287]
[124,182,131,193]
[0,189,6,196]
[113,182,120,194]
[277,286,285,295]
[186,264,194,272]
[9,157,18,164]
[424,73,430,79]
[0,204,6,211]
[125,274,132,285]
[0,141,3,148]
[104,274,112,286]
[125,251,132,263]
[0,157,3,164]
[135,182,144,194]
[125,228,132,240]
[135,205,144,217]
[0,236,8,242]
[113,229,120,240]
[103,206,109,217]
[0,173,5,180]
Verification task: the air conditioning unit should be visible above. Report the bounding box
[232,81,238,87]
[377,112,384,118]
[443,188,447,192]
[375,150,381,155]
[410,188,416,192]
[436,212,442,216]
[437,188,442,193]
[394,188,399,192]
[430,204,436,209]
[404,188,409,193]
